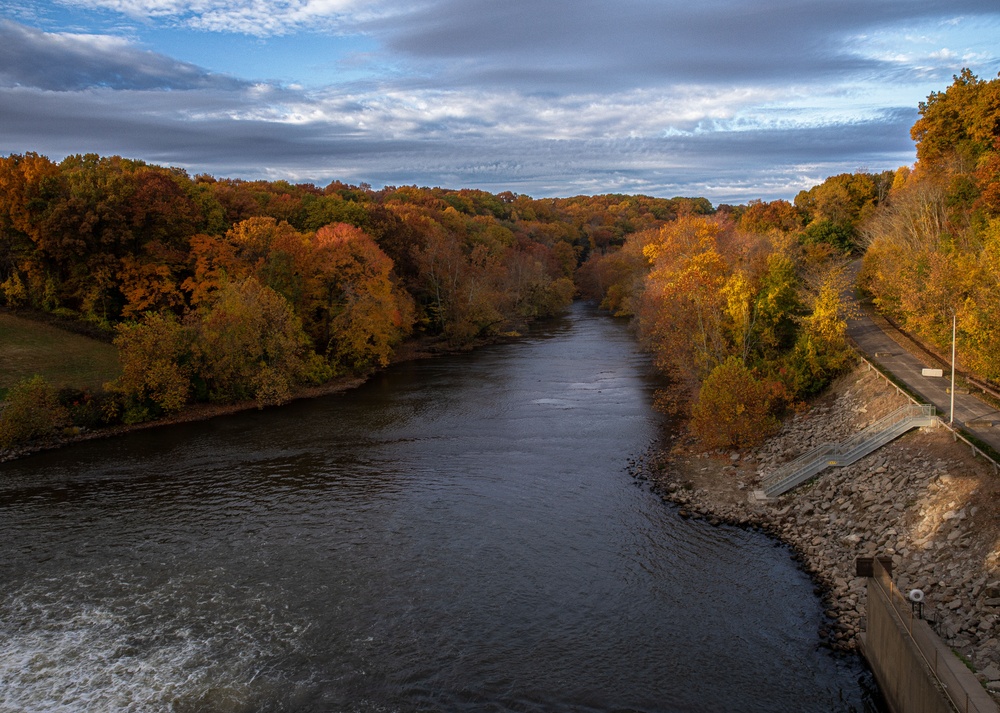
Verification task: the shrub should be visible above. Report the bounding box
[57,386,105,429]
[0,376,69,448]
[690,357,780,450]
[801,219,855,252]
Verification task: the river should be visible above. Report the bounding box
[0,303,878,712]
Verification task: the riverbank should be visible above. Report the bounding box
[0,332,460,464]
[642,361,1000,696]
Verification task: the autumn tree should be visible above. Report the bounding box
[912,69,1000,176]
[108,311,193,421]
[308,223,415,372]
[738,199,803,235]
[190,277,315,407]
[637,215,733,390]
[119,256,184,318]
[795,172,893,252]
[958,220,1000,380]
[690,357,780,449]
[783,270,855,396]
[860,71,1000,387]
[577,230,657,316]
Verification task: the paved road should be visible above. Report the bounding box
[846,300,1000,457]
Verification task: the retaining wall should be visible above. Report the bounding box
[860,559,997,713]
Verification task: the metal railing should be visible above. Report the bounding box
[856,355,1000,472]
[840,404,935,455]
[759,404,936,498]
[870,558,998,713]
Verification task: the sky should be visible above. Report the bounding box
[1,1,999,204]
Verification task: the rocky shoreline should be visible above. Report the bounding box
[637,362,1000,695]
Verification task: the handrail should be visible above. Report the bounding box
[857,354,1000,472]
[759,404,936,498]
[838,407,936,465]
[839,404,933,453]
[761,444,836,488]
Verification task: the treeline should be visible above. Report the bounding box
[0,154,709,440]
[580,69,1000,450]
[579,120,899,450]
[579,202,861,450]
[3,71,995,452]
[860,69,1000,382]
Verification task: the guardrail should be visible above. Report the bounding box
[857,354,1000,473]
[871,310,1000,403]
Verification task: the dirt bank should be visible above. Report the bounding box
[643,362,1000,695]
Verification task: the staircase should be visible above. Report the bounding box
[755,404,937,499]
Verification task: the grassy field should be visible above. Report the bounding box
[0,312,120,397]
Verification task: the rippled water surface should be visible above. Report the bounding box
[0,303,877,712]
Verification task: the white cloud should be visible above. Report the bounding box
[53,0,382,34]
[3,2,998,201]
[928,48,957,60]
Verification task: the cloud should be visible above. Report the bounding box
[48,0,383,35]
[1,2,995,202]
[365,0,1000,92]
[0,74,917,203]
[0,19,243,90]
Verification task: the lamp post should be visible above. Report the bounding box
[950,311,956,425]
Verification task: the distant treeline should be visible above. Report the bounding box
[1,70,997,452]
[0,155,712,434]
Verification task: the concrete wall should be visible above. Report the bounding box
[862,580,955,713]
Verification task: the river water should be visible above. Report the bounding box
[0,303,877,712]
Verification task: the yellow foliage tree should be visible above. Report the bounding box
[784,271,854,396]
[191,277,313,407]
[690,357,780,449]
[109,311,192,419]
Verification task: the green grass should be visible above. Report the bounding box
[0,312,120,398]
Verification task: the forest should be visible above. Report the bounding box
[1,70,998,452]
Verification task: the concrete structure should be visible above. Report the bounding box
[858,558,997,713]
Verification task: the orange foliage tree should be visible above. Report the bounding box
[309,223,415,372]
